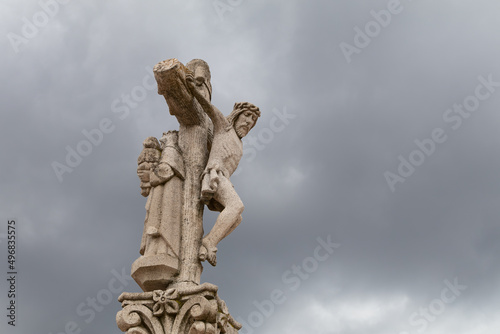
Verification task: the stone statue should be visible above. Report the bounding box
[132,131,185,291]
[117,58,260,334]
[136,136,161,197]
[137,131,184,257]
[186,74,260,266]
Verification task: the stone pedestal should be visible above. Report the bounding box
[131,254,179,291]
[117,283,241,334]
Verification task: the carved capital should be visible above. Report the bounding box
[117,283,241,334]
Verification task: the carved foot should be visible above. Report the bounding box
[199,242,217,266]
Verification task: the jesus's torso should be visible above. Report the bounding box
[206,128,243,178]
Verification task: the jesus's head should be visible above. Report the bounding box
[226,102,261,138]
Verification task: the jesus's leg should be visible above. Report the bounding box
[200,176,244,266]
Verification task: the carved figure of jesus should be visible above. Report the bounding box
[186,75,260,266]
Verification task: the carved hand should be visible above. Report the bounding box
[150,163,175,187]
[186,74,210,108]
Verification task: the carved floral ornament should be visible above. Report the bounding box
[152,288,179,316]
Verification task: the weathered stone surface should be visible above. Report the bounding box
[133,131,184,291]
[137,137,161,197]
[185,74,260,267]
[118,58,261,334]
[117,283,241,334]
[132,58,260,288]
[131,253,178,292]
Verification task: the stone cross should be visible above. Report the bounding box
[117,59,260,334]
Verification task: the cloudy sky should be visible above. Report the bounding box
[1,1,500,333]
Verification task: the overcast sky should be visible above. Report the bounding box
[1,1,500,333]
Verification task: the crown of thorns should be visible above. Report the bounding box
[233,102,261,116]
[226,102,261,130]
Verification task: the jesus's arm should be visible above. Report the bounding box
[186,74,228,130]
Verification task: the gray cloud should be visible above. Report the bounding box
[1,1,499,333]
